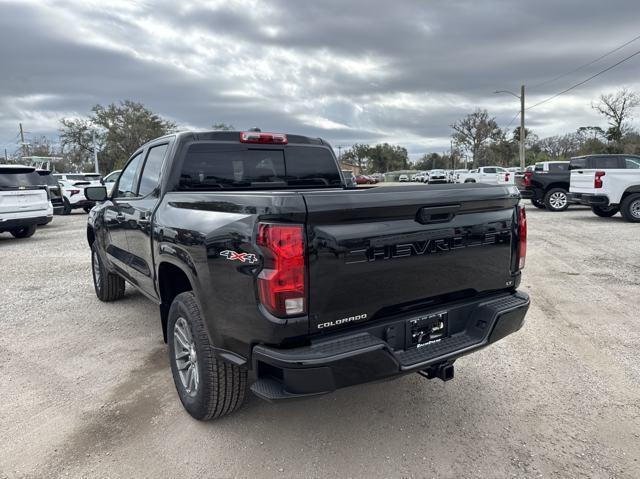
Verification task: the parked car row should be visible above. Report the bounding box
[0,166,123,240]
[518,154,640,222]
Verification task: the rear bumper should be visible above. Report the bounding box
[0,216,47,231]
[251,291,529,400]
[569,193,610,206]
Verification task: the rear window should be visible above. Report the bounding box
[178,143,342,189]
[0,168,43,189]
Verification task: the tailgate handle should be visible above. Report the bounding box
[417,204,460,224]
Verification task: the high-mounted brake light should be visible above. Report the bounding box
[517,205,527,270]
[240,131,288,144]
[594,171,605,189]
[524,171,532,187]
[257,224,306,317]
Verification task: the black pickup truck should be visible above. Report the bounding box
[85,130,530,420]
[517,161,571,212]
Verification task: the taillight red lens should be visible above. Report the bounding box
[257,224,306,317]
[505,173,510,182]
[518,205,527,270]
[524,171,532,187]
[240,132,288,144]
[594,171,605,189]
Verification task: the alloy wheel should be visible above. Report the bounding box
[174,317,199,396]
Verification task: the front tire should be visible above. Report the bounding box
[591,205,619,218]
[620,193,640,222]
[83,206,92,213]
[168,292,247,421]
[544,188,569,212]
[10,225,37,238]
[91,243,125,301]
[530,199,546,209]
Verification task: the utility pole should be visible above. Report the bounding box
[494,85,526,170]
[92,131,99,174]
[519,84,525,170]
[19,122,28,158]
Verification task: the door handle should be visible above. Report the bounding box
[115,213,125,221]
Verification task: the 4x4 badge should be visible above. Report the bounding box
[220,250,258,264]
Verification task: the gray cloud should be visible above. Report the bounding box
[1,0,640,161]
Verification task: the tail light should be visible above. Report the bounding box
[70,189,80,196]
[240,131,288,144]
[505,172,510,182]
[524,171,532,187]
[257,224,306,317]
[517,205,527,270]
[594,171,605,189]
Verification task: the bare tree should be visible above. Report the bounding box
[592,88,640,142]
[451,109,501,167]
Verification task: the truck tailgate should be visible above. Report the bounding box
[303,184,521,332]
[570,170,596,194]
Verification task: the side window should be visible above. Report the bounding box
[138,144,168,197]
[594,157,622,169]
[570,158,586,170]
[534,163,544,172]
[115,153,143,198]
[548,163,569,172]
[483,167,497,174]
[625,158,640,169]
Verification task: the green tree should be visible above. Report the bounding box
[342,143,371,172]
[60,100,176,173]
[451,109,501,167]
[367,143,409,172]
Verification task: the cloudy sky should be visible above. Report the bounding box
[1,0,640,161]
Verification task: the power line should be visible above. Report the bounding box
[527,48,640,111]
[529,33,640,90]
[504,111,520,130]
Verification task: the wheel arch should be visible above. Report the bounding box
[621,185,640,201]
[545,182,569,192]
[158,261,195,342]
[87,226,96,247]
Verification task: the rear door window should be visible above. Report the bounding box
[138,144,168,196]
[593,157,622,169]
[548,162,569,172]
[483,167,497,173]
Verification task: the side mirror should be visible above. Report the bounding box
[85,186,108,202]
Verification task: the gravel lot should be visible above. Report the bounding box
[1,204,639,479]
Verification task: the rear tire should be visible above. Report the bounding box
[620,193,640,222]
[530,199,546,209]
[543,188,569,212]
[591,205,619,218]
[91,243,125,301]
[168,292,247,420]
[10,225,36,238]
[62,198,72,215]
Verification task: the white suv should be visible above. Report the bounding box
[54,173,102,214]
[570,154,640,222]
[0,165,50,238]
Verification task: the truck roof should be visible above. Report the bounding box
[151,130,329,148]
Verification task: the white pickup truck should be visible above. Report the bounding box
[569,154,640,222]
[457,166,514,185]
